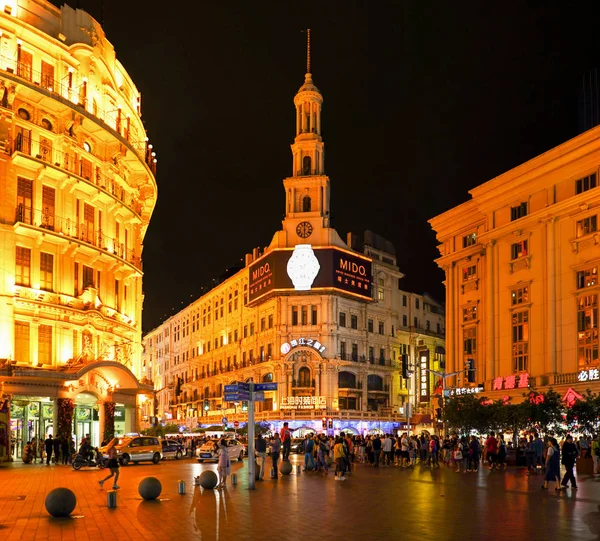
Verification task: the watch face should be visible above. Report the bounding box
[296,221,313,239]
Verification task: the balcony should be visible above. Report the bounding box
[15,205,142,271]
[10,135,143,218]
[1,56,155,174]
[292,379,315,389]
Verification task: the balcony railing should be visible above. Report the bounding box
[15,205,142,270]
[1,55,156,172]
[11,135,143,216]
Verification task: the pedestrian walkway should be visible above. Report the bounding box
[2,457,600,540]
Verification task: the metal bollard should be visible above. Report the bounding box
[296,465,301,475]
[231,473,238,485]
[178,480,186,494]
[107,490,117,509]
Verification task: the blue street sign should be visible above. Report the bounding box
[237,382,250,391]
[224,393,239,402]
[253,391,265,402]
[237,390,250,401]
[222,417,228,424]
[254,382,278,392]
[224,384,238,392]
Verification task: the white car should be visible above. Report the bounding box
[196,439,245,463]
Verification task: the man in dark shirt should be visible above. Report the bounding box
[44,435,53,465]
[372,435,382,468]
[255,434,267,480]
[561,434,579,489]
[303,434,315,471]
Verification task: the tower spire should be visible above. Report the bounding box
[306,28,311,74]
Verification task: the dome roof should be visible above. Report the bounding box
[297,73,320,95]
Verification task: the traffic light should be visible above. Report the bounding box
[203,398,210,411]
[328,418,333,429]
[322,417,327,429]
[401,354,409,379]
[466,358,475,383]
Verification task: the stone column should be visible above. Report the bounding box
[485,241,495,382]
[316,105,321,134]
[97,400,105,444]
[51,398,58,437]
[546,219,557,374]
[445,265,454,375]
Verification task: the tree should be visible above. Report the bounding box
[566,390,600,435]
[522,389,566,436]
[444,395,493,435]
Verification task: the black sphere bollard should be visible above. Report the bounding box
[138,477,162,500]
[45,487,77,517]
[199,470,218,489]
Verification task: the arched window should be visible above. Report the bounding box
[302,196,311,212]
[367,374,383,391]
[338,371,356,389]
[216,383,222,396]
[203,386,209,398]
[262,373,273,382]
[298,367,311,387]
[302,156,311,176]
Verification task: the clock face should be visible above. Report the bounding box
[296,221,313,239]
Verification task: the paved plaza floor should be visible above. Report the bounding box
[2,455,600,540]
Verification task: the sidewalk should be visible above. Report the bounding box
[2,457,600,540]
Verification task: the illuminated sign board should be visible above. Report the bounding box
[449,386,484,396]
[419,350,430,403]
[492,372,529,391]
[578,369,600,382]
[280,338,325,355]
[248,246,372,303]
[280,396,327,410]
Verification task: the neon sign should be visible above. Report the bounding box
[578,368,600,382]
[280,338,325,355]
[280,396,327,410]
[492,372,529,391]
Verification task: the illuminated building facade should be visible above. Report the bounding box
[143,47,445,436]
[0,1,157,461]
[430,126,600,403]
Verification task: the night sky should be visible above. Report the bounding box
[55,1,600,331]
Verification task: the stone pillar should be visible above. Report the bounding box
[445,265,454,375]
[97,400,105,444]
[316,105,321,135]
[296,106,301,135]
[546,219,557,374]
[485,241,495,382]
[51,398,58,437]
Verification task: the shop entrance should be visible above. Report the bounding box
[10,397,54,461]
[73,393,100,448]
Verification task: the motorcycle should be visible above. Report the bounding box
[72,448,106,470]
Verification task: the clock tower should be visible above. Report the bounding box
[269,30,346,250]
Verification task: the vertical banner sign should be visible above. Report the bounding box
[419,349,430,403]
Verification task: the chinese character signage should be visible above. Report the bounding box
[281,338,325,355]
[492,372,530,391]
[280,396,327,410]
[449,386,484,396]
[578,369,600,382]
[419,350,430,403]
[248,247,372,303]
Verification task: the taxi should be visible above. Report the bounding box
[196,438,245,463]
[99,436,163,466]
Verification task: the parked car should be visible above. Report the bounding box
[196,438,244,463]
[161,438,185,460]
[99,436,162,466]
[290,438,304,454]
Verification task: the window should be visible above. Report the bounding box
[463,327,476,355]
[17,48,32,80]
[14,321,30,364]
[511,202,528,221]
[268,314,273,329]
[267,343,272,359]
[15,246,31,286]
[82,265,94,289]
[578,267,598,289]
[368,346,374,361]
[263,372,273,383]
[16,177,33,224]
[378,278,385,301]
[340,341,346,359]
[378,322,385,335]
[298,367,311,387]
[415,298,420,309]
[462,265,477,282]
[463,233,477,248]
[413,317,418,328]
[302,195,311,212]
[41,186,55,230]
[511,240,528,260]
[292,307,298,326]
[301,306,307,325]
[511,286,529,305]
[512,311,529,372]
[41,60,55,90]
[351,343,358,361]
[402,315,408,327]
[379,348,385,363]
[243,325,248,338]
[577,294,598,368]
[463,305,477,322]
[339,312,346,327]
[368,319,374,333]
[40,252,54,291]
[260,346,265,361]
[577,216,598,238]
[350,315,358,329]
[38,324,52,365]
[250,323,254,336]
[576,173,597,195]
[311,307,318,325]
[260,318,265,332]
[402,295,407,307]
[338,371,356,388]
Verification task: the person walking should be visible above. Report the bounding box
[542,437,561,491]
[255,434,267,480]
[52,435,61,465]
[468,435,480,472]
[333,437,346,481]
[44,434,53,465]
[99,437,120,489]
[533,433,544,473]
[268,433,281,479]
[216,438,231,488]
[61,434,70,465]
[561,434,579,490]
[525,435,537,475]
[372,434,382,468]
[316,436,329,473]
[302,433,316,471]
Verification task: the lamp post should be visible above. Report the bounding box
[424,369,463,437]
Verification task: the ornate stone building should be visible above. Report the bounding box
[0,1,157,461]
[143,47,445,436]
[430,125,600,403]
